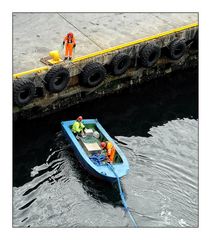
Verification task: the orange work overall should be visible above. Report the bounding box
[64,36,76,58]
[106,142,116,163]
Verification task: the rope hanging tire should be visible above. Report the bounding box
[44,65,70,93]
[139,43,161,68]
[168,39,186,60]
[80,62,106,87]
[192,30,198,49]
[13,79,36,107]
[110,53,131,76]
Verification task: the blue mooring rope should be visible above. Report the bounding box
[89,154,106,166]
[106,163,138,227]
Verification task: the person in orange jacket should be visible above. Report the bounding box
[101,141,116,163]
[63,32,76,60]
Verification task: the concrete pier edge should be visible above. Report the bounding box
[13,22,198,78]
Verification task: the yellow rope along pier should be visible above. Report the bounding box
[13,22,198,79]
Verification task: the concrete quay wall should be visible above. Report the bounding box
[13,13,198,120]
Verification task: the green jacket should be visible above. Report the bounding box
[72,121,85,134]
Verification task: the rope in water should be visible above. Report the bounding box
[106,163,138,227]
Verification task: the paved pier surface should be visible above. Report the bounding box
[13,13,197,73]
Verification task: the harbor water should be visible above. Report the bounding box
[13,69,198,227]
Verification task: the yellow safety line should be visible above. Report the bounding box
[72,22,198,63]
[13,66,50,79]
[13,22,198,78]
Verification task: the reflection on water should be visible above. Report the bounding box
[117,118,198,227]
[13,147,126,227]
[13,69,198,227]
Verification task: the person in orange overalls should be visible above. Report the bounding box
[101,141,116,163]
[63,32,76,60]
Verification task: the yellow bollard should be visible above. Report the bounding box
[48,50,63,64]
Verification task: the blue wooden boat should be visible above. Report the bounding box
[61,119,129,182]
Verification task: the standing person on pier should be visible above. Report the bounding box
[63,32,76,61]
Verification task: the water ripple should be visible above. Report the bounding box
[13,118,198,227]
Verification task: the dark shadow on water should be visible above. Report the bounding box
[66,150,122,207]
[56,134,123,207]
[13,68,198,189]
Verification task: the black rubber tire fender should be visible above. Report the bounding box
[44,66,70,93]
[80,62,106,87]
[110,53,131,75]
[13,79,36,107]
[139,43,161,68]
[168,39,186,60]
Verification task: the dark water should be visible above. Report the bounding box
[13,69,198,227]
